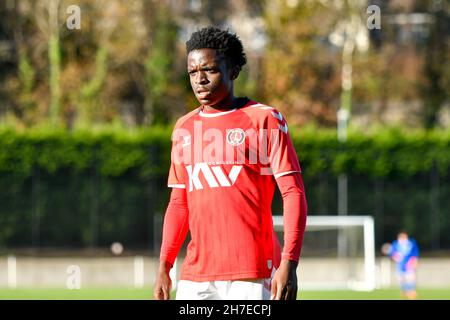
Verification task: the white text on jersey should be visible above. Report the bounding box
[186,163,242,192]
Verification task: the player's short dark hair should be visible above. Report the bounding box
[186,26,247,69]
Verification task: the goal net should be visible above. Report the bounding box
[273,215,376,291]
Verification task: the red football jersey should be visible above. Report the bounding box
[167,100,301,281]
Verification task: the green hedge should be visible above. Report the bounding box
[291,128,450,177]
[1,126,449,250]
[0,126,449,179]
[0,127,172,179]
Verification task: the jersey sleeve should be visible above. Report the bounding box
[160,188,189,265]
[266,109,301,179]
[410,240,419,258]
[276,172,307,262]
[167,126,188,189]
[168,163,186,188]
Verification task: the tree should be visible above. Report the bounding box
[144,3,179,125]
[422,0,448,128]
[261,0,343,126]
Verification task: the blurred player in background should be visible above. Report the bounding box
[153,26,307,300]
[382,231,419,299]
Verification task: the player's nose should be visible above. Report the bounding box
[195,71,209,85]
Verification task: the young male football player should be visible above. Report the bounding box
[382,231,419,299]
[154,26,307,300]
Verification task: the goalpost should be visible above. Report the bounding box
[273,215,376,291]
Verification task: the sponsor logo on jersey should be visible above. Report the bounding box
[186,163,242,191]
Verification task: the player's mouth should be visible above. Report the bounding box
[196,89,211,100]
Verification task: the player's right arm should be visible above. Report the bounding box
[154,125,190,300]
[381,243,392,256]
[154,187,189,300]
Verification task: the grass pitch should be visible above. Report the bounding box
[0,288,449,300]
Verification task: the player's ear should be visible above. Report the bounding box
[229,65,240,81]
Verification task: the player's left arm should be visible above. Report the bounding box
[406,239,420,270]
[411,239,419,258]
[265,109,307,300]
[271,173,307,300]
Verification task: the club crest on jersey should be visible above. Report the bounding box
[226,128,245,146]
